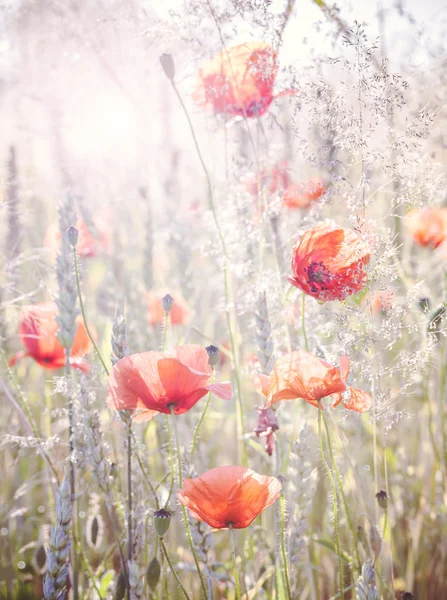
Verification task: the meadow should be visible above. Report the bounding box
[1,0,447,598]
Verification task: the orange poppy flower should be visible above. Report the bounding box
[330,357,372,413]
[193,42,291,119]
[282,179,326,209]
[288,222,370,302]
[177,466,282,529]
[146,290,191,327]
[107,344,232,420]
[44,217,108,259]
[257,350,348,409]
[406,207,447,249]
[9,302,92,372]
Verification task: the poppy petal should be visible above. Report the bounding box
[9,351,27,367]
[107,352,166,412]
[344,387,372,412]
[133,409,159,423]
[205,382,232,400]
[254,374,270,398]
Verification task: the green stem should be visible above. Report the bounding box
[191,372,215,455]
[302,292,309,352]
[318,403,344,600]
[229,526,241,600]
[162,312,169,352]
[169,407,209,599]
[77,541,104,600]
[0,351,59,483]
[170,79,247,466]
[323,413,361,572]
[72,247,109,375]
[159,538,192,600]
[126,420,132,600]
[165,415,175,507]
[280,494,292,600]
[65,349,79,600]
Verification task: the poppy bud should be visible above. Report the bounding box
[154,508,171,537]
[86,514,104,549]
[418,297,430,313]
[161,294,174,314]
[428,305,446,342]
[369,524,382,561]
[113,572,126,600]
[375,490,388,510]
[357,525,368,551]
[66,225,79,247]
[146,557,161,590]
[160,54,175,81]
[205,345,219,367]
[33,543,47,574]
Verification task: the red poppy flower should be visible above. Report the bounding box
[245,162,290,197]
[147,290,191,327]
[288,222,370,302]
[406,207,447,249]
[44,217,108,259]
[259,350,348,409]
[330,357,372,413]
[9,303,92,372]
[193,42,292,119]
[106,344,232,420]
[282,179,326,209]
[177,466,282,529]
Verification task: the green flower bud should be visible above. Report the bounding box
[113,572,126,600]
[66,225,79,247]
[146,557,161,590]
[160,54,175,80]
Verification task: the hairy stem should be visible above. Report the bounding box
[126,420,132,600]
[318,403,344,600]
[169,79,247,466]
[280,494,292,600]
[160,537,192,600]
[72,247,109,375]
[229,526,241,600]
[191,372,215,455]
[323,412,361,572]
[169,407,208,599]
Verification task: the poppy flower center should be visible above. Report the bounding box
[305,261,334,293]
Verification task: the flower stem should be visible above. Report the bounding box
[126,419,132,600]
[317,403,344,600]
[169,407,209,599]
[165,414,175,507]
[162,311,169,352]
[323,412,361,572]
[191,372,215,455]
[65,349,79,600]
[0,350,59,482]
[159,537,192,600]
[302,292,309,352]
[72,247,109,375]
[229,526,241,600]
[280,494,292,600]
[169,79,247,467]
